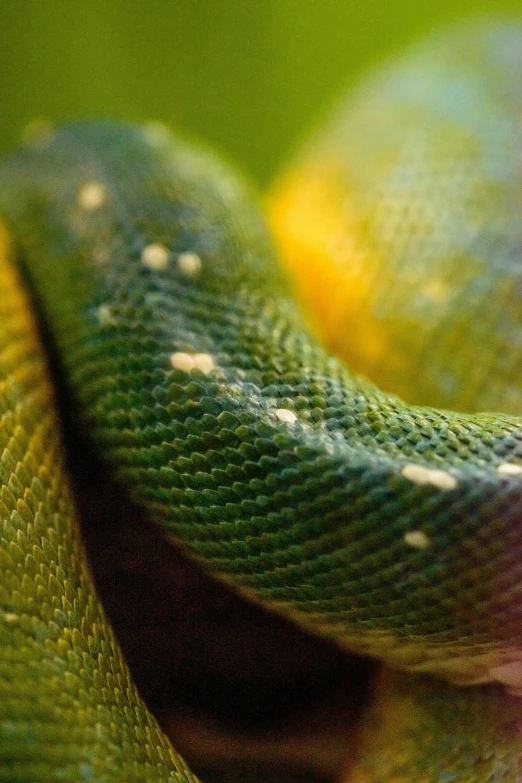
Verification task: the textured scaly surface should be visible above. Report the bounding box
[0,15,521,782]
[269,17,522,782]
[2,119,522,684]
[0,228,197,780]
[269,17,522,415]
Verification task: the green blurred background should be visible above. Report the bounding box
[1,1,521,188]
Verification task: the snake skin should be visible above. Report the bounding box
[0,15,521,783]
[269,16,522,417]
[0,232,197,781]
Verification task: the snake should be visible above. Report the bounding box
[0,14,521,783]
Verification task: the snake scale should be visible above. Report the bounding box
[0,15,521,783]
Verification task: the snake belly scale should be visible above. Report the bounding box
[0,16,522,783]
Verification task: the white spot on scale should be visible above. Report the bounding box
[193,353,215,374]
[404,530,431,549]
[2,613,18,624]
[177,252,202,277]
[170,353,196,373]
[401,463,457,490]
[275,408,297,424]
[141,243,170,271]
[77,182,106,211]
[497,463,522,476]
[170,352,215,374]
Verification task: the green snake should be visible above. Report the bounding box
[0,15,521,782]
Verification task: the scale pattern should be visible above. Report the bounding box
[269,17,522,415]
[0,230,197,780]
[347,671,522,783]
[0,16,521,782]
[1,118,522,686]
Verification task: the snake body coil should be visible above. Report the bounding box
[0,16,521,783]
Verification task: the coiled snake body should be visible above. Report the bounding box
[0,16,521,783]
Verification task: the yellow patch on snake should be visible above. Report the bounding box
[423,278,449,302]
[267,164,409,385]
[401,463,457,490]
[77,182,106,211]
[0,223,53,411]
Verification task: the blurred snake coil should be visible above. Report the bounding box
[0,15,521,783]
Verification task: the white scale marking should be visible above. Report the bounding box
[275,408,297,423]
[177,252,202,277]
[404,530,431,549]
[401,463,457,490]
[77,182,106,210]
[497,463,522,476]
[141,243,170,270]
[170,352,215,374]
